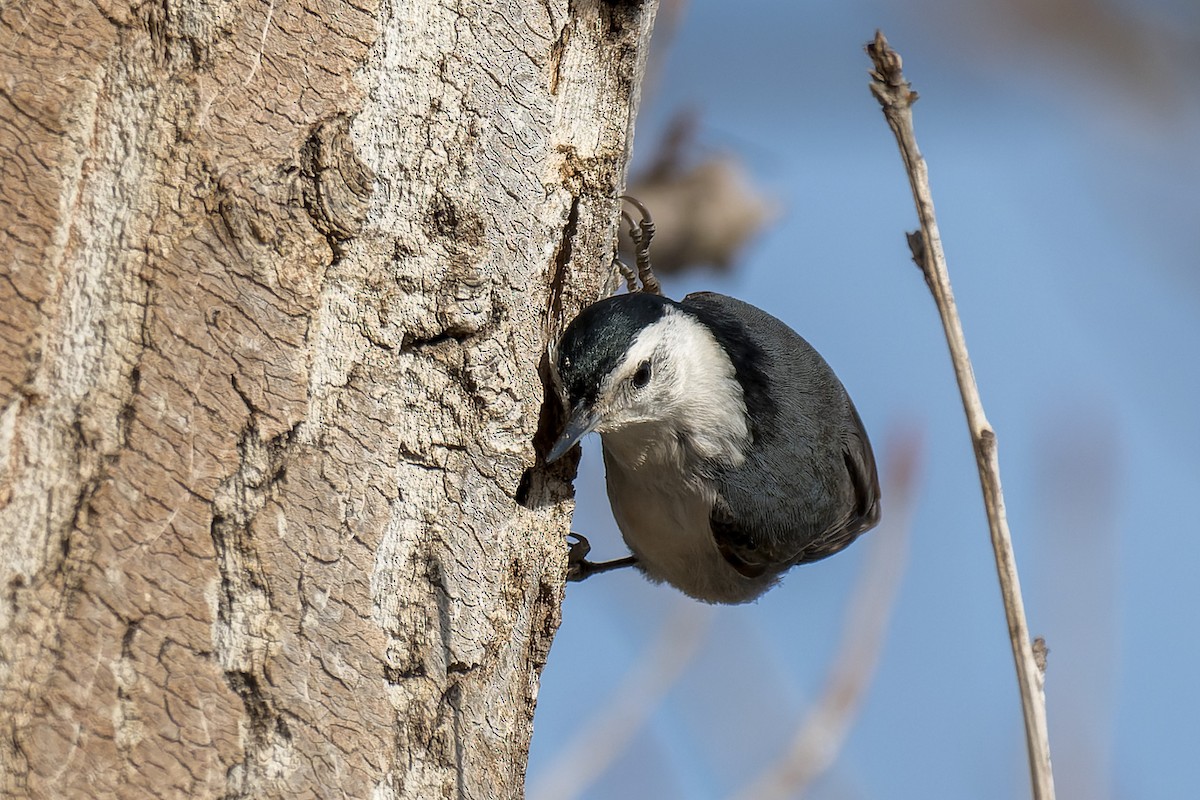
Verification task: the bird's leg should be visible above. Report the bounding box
[566,533,638,582]
[620,195,661,296]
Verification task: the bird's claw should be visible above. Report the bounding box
[566,533,638,582]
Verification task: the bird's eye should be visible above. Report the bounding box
[632,360,652,389]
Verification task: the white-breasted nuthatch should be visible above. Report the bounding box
[545,205,880,604]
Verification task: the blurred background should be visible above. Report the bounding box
[527,1,1200,798]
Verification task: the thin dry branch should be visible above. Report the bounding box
[733,429,923,800]
[865,30,1056,800]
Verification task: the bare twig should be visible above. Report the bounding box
[527,601,712,800]
[865,30,1056,800]
[732,428,922,800]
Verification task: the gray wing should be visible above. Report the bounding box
[785,397,880,565]
[681,292,881,575]
[709,494,770,579]
[710,398,879,574]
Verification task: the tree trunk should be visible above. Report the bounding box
[0,0,655,796]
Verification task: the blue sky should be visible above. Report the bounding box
[528,2,1200,798]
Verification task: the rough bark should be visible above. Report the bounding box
[0,0,655,797]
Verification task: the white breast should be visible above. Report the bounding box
[601,437,776,604]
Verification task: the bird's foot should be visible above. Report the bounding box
[615,195,661,296]
[566,533,638,582]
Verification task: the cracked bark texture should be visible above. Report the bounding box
[0,0,656,797]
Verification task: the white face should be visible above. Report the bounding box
[590,329,673,432]
[592,308,751,467]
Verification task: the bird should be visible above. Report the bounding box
[546,289,880,604]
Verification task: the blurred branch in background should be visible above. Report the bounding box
[624,0,777,280]
[866,31,1056,800]
[526,600,713,800]
[622,111,778,278]
[733,426,923,800]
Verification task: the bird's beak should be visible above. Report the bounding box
[547,403,600,463]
